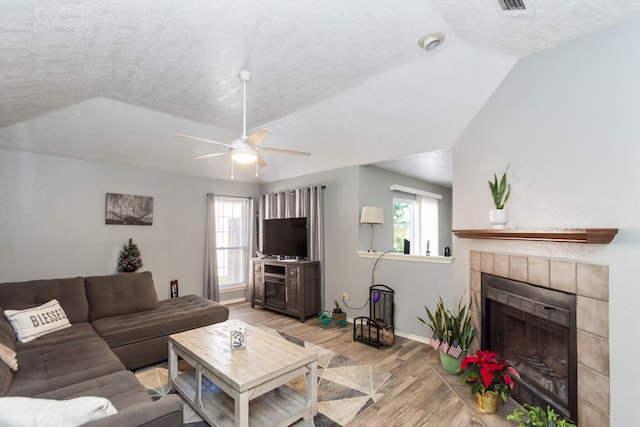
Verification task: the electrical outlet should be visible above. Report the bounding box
[343,291,348,300]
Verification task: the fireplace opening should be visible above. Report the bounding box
[481,273,577,421]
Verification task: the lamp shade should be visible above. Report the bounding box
[360,206,383,224]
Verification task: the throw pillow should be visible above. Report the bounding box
[0,342,17,371]
[0,396,117,426]
[4,299,71,343]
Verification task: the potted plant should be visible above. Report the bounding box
[507,404,576,427]
[332,300,347,326]
[461,350,520,414]
[418,296,476,374]
[488,164,511,229]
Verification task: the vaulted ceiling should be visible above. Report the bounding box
[1,1,638,184]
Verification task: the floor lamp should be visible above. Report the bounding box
[360,206,383,252]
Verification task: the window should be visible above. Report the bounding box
[215,196,251,288]
[393,198,415,253]
[393,195,439,255]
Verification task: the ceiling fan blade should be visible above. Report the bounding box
[176,133,232,149]
[259,146,311,157]
[244,128,271,148]
[195,153,225,160]
[257,155,268,167]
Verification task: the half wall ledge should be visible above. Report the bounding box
[357,251,453,263]
[451,228,618,244]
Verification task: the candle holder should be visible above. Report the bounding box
[230,327,247,350]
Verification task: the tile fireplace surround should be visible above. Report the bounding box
[468,250,609,427]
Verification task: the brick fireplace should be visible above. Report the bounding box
[468,251,610,427]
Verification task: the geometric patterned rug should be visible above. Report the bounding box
[278,332,403,427]
[134,331,402,427]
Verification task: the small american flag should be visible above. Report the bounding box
[447,340,463,358]
[428,333,441,350]
[440,341,450,354]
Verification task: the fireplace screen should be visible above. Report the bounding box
[481,273,577,421]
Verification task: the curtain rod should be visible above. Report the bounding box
[264,185,326,194]
[206,193,254,198]
[208,186,325,197]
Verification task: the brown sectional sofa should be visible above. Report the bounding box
[0,271,230,426]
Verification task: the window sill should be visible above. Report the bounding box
[220,284,247,292]
[357,251,454,264]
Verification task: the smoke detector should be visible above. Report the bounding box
[418,33,445,51]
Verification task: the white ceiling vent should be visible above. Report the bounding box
[497,0,536,17]
[500,0,525,11]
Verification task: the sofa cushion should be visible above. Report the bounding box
[37,370,183,427]
[0,396,117,426]
[37,370,151,410]
[0,311,15,351]
[91,295,229,348]
[85,271,159,322]
[0,313,15,396]
[0,363,12,397]
[5,299,71,343]
[0,277,88,323]
[78,393,183,427]
[8,323,124,396]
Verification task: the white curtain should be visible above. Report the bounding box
[418,195,439,256]
[259,186,325,305]
[205,194,255,302]
[245,197,255,301]
[204,193,219,301]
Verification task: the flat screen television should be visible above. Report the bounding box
[262,217,308,259]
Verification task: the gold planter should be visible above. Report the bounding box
[478,390,500,414]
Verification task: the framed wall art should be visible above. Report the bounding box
[105,193,153,225]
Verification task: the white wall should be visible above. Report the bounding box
[452,20,640,425]
[0,148,258,299]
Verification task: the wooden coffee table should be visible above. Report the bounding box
[168,319,317,427]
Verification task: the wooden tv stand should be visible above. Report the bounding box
[251,259,321,322]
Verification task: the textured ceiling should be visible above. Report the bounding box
[1,0,639,183]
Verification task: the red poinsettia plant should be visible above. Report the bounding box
[461,350,520,403]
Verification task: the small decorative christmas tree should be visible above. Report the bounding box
[118,238,143,273]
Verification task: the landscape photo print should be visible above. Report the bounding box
[105,193,153,225]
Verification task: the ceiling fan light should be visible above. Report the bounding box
[231,147,258,164]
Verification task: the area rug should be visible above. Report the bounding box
[134,332,402,427]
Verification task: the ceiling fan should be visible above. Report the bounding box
[176,70,310,176]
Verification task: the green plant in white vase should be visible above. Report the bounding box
[488,164,511,228]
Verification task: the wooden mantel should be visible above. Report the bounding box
[452,228,618,244]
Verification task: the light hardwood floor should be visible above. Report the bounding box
[228,302,517,427]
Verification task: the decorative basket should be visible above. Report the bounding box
[354,323,394,346]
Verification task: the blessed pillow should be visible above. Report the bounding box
[0,396,117,426]
[4,299,71,343]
